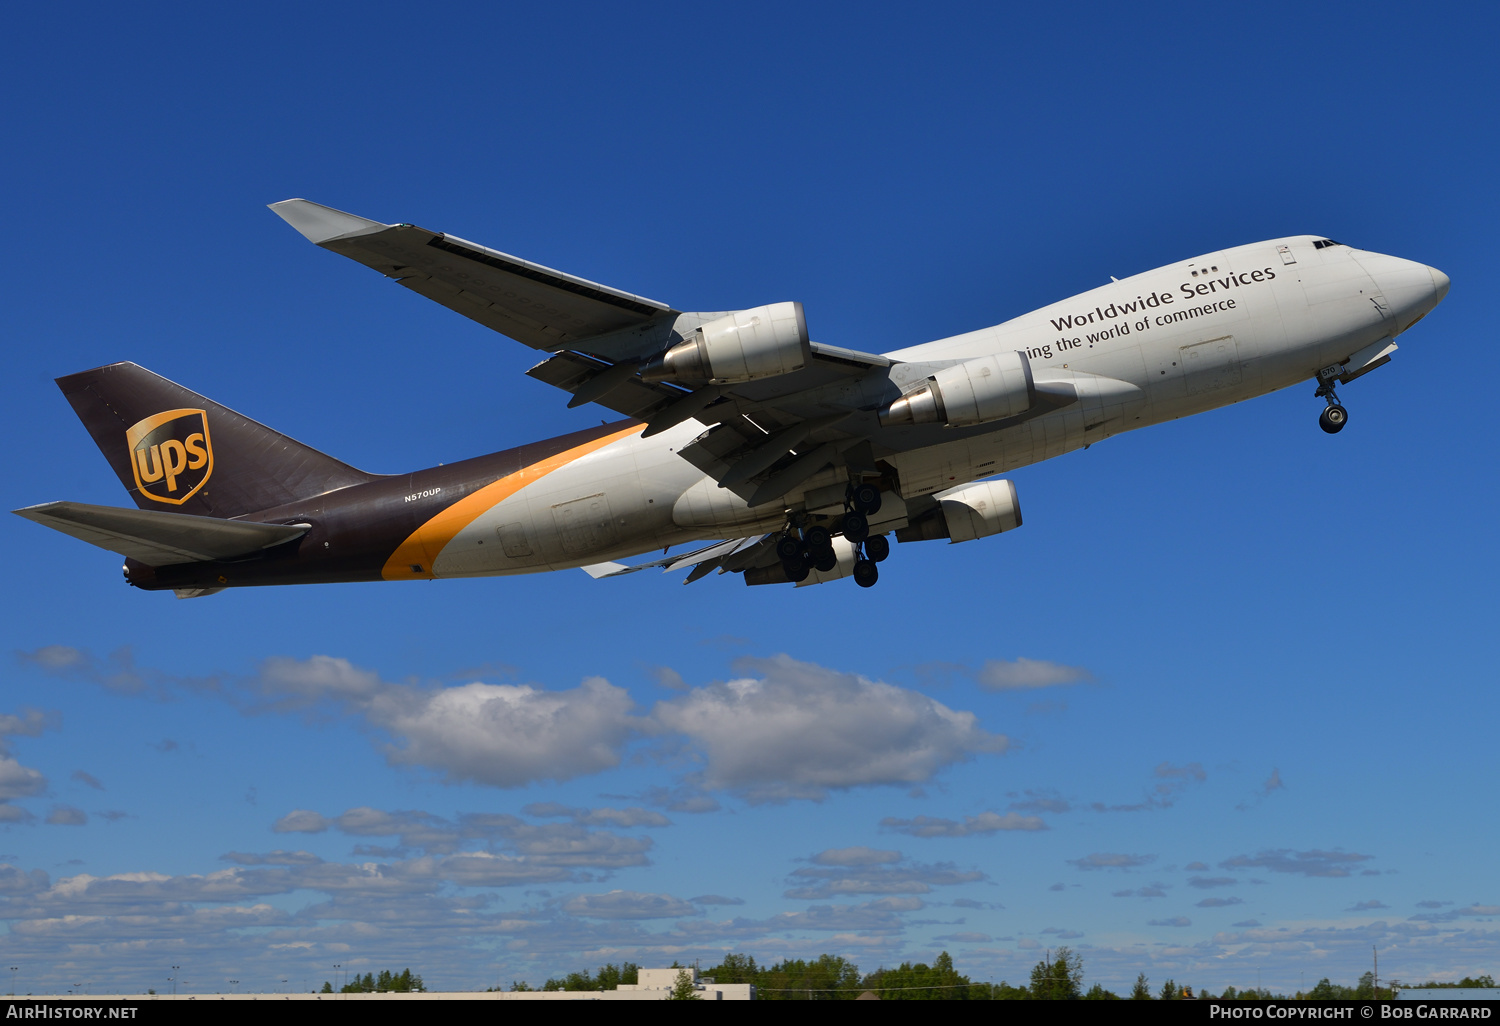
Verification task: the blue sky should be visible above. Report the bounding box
[1,0,1496,996]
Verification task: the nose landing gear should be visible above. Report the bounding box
[1314,365,1349,435]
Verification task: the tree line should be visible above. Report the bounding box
[320,968,425,993]
[502,950,1494,1000]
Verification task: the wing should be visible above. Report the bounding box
[529,339,898,506]
[272,199,902,507]
[270,199,677,352]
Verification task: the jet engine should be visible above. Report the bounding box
[879,351,1036,428]
[641,302,809,385]
[896,479,1021,543]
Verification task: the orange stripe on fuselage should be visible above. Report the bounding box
[382,424,644,581]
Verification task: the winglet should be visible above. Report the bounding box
[269,199,389,245]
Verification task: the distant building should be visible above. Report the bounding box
[493,967,754,1001]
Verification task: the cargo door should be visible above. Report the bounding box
[551,493,619,555]
[1179,335,1242,396]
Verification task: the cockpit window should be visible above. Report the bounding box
[1312,239,1344,249]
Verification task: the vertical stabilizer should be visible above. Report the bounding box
[57,362,378,518]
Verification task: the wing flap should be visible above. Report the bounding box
[578,536,766,583]
[526,352,691,420]
[14,502,308,566]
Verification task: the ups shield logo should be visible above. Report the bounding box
[126,409,214,505]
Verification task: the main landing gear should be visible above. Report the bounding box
[776,483,889,587]
[1314,365,1349,435]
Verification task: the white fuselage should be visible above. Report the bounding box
[416,236,1447,578]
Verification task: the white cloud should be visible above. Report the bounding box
[522,802,670,828]
[652,655,1006,801]
[251,657,642,788]
[1237,767,1287,811]
[1113,884,1169,898]
[273,809,329,833]
[637,786,722,814]
[0,707,56,819]
[1008,789,1071,814]
[974,657,1092,691]
[785,851,985,899]
[33,649,1004,802]
[763,897,924,932]
[689,894,743,906]
[383,678,639,787]
[881,811,1046,837]
[810,847,902,867]
[0,755,46,802]
[1090,761,1206,813]
[563,890,698,920]
[71,770,104,790]
[19,645,218,698]
[1070,852,1156,871]
[272,805,655,872]
[44,805,86,826]
[1410,903,1500,923]
[1219,849,1374,878]
[220,850,323,866]
[644,665,687,690]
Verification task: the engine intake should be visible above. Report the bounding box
[642,302,809,385]
[879,351,1035,428]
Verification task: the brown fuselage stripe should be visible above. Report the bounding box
[381,424,644,580]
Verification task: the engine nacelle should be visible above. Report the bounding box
[895,479,1022,544]
[879,351,1035,428]
[642,302,809,385]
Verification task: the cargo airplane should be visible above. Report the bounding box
[15,200,1449,595]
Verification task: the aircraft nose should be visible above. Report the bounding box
[1429,265,1450,304]
[1354,251,1448,328]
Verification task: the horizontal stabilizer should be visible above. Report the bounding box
[14,502,308,566]
[579,561,633,579]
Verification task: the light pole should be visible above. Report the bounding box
[9,966,17,996]
[170,965,180,997]
[333,964,342,998]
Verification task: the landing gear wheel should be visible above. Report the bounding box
[841,512,870,544]
[864,534,890,563]
[803,525,832,552]
[853,559,879,588]
[851,483,882,516]
[775,534,802,560]
[812,549,838,573]
[781,557,810,583]
[1319,404,1348,434]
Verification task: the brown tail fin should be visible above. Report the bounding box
[57,362,378,518]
